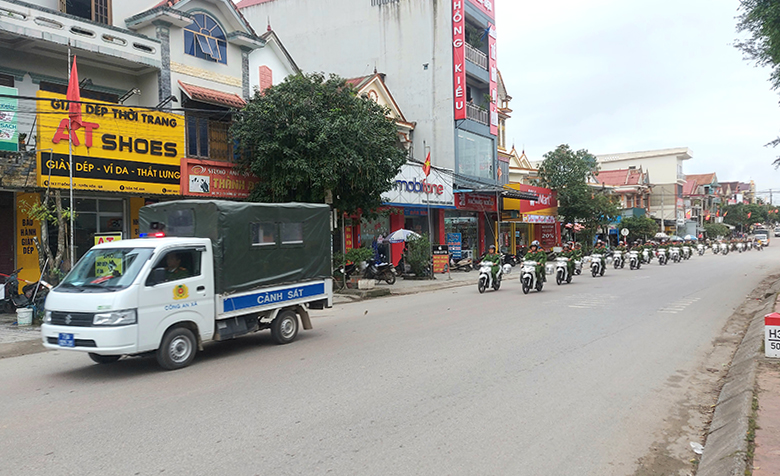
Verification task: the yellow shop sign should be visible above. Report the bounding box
[36,91,184,195]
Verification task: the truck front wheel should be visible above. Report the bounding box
[271,310,299,344]
[156,326,197,370]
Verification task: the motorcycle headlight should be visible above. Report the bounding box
[93,309,137,326]
[43,310,52,323]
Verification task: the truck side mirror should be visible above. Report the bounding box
[149,268,166,286]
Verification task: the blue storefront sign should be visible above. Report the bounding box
[446,232,462,259]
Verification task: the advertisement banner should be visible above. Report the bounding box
[15,193,41,284]
[432,245,449,273]
[452,0,466,121]
[0,86,18,151]
[467,0,495,20]
[181,158,259,199]
[455,192,497,212]
[523,215,556,224]
[382,163,455,208]
[539,224,557,249]
[36,91,184,195]
[446,232,462,259]
[488,23,498,137]
[503,183,558,215]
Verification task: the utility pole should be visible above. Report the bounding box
[660,187,665,234]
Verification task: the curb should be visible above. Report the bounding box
[334,278,472,303]
[697,279,780,475]
[0,338,46,360]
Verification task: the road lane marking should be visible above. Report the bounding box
[659,297,701,314]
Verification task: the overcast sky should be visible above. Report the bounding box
[497,0,780,201]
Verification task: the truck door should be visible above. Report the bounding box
[136,247,215,353]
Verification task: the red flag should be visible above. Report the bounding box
[716,210,720,217]
[747,212,752,219]
[67,57,82,131]
[422,151,431,178]
[497,166,503,179]
[723,211,728,217]
[705,211,711,221]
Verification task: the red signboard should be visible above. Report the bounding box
[456,192,497,212]
[539,224,557,250]
[344,225,353,251]
[452,0,466,121]
[488,22,498,137]
[515,184,557,214]
[467,0,495,20]
[180,158,259,199]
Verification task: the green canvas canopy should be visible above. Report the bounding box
[140,200,331,295]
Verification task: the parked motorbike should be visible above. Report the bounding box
[697,244,705,256]
[628,250,641,270]
[363,260,397,285]
[520,260,544,294]
[477,261,510,293]
[449,255,473,272]
[612,250,624,269]
[657,248,668,265]
[555,257,572,285]
[2,268,51,313]
[590,254,605,277]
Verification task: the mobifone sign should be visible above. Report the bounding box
[36,91,184,195]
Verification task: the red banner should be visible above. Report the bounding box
[516,184,557,214]
[488,22,498,136]
[538,224,557,250]
[455,192,497,212]
[452,0,466,121]
[180,158,259,199]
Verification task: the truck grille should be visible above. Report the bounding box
[50,311,94,327]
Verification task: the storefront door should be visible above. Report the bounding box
[0,192,14,275]
[73,198,126,260]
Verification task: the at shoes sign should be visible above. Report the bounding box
[452,0,466,121]
[382,163,454,208]
[36,91,184,195]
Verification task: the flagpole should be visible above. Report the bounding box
[68,42,75,268]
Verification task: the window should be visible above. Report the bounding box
[251,223,276,246]
[167,210,195,236]
[60,0,111,25]
[457,129,494,180]
[184,13,227,65]
[40,81,118,104]
[281,223,303,244]
[186,115,233,161]
[147,249,202,285]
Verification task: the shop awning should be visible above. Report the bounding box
[178,80,246,109]
[454,187,538,201]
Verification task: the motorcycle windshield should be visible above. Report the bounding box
[57,248,154,293]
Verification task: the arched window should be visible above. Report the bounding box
[184,13,227,65]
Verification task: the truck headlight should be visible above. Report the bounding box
[44,310,52,323]
[93,309,137,326]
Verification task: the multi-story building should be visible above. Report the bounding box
[720,181,755,205]
[682,173,720,235]
[596,147,693,233]
[0,0,298,282]
[593,167,651,218]
[238,0,505,254]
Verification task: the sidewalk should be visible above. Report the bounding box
[333,269,477,304]
[0,312,44,359]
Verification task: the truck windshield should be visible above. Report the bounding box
[58,248,154,293]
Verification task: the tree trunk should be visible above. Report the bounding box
[53,189,69,275]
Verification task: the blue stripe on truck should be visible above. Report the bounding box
[222,282,326,314]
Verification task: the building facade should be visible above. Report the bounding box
[596,147,692,233]
[0,0,297,282]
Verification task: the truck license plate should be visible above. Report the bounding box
[58,333,75,347]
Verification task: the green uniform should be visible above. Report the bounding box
[593,246,607,267]
[525,249,547,282]
[165,266,190,281]
[561,250,575,275]
[484,252,501,280]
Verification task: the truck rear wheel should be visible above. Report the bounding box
[271,310,299,344]
[88,353,121,364]
[156,326,197,370]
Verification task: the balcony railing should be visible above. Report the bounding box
[0,0,161,68]
[466,103,489,125]
[465,43,488,70]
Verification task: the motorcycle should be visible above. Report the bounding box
[669,246,681,263]
[737,242,744,253]
[682,245,692,260]
[628,250,641,270]
[555,257,572,285]
[477,261,510,293]
[2,268,51,313]
[449,255,473,272]
[612,250,624,269]
[642,249,651,264]
[657,248,668,265]
[756,241,763,251]
[520,260,544,294]
[697,244,705,256]
[574,258,583,275]
[363,260,397,285]
[721,243,730,255]
[590,254,605,277]
[712,243,720,255]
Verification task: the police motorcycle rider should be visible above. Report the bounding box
[560,242,577,277]
[613,241,627,269]
[483,244,502,283]
[572,242,584,275]
[593,240,608,271]
[524,240,548,284]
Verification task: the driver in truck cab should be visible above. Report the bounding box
[164,252,190,281]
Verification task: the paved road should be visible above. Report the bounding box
[1,245,776,476]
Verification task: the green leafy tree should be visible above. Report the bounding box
[723,203,769,230]
[232,73,408,215]
[621,216,658,240]
[704,222,731,239]
[406,234,432,277]
[735,1,780,165]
